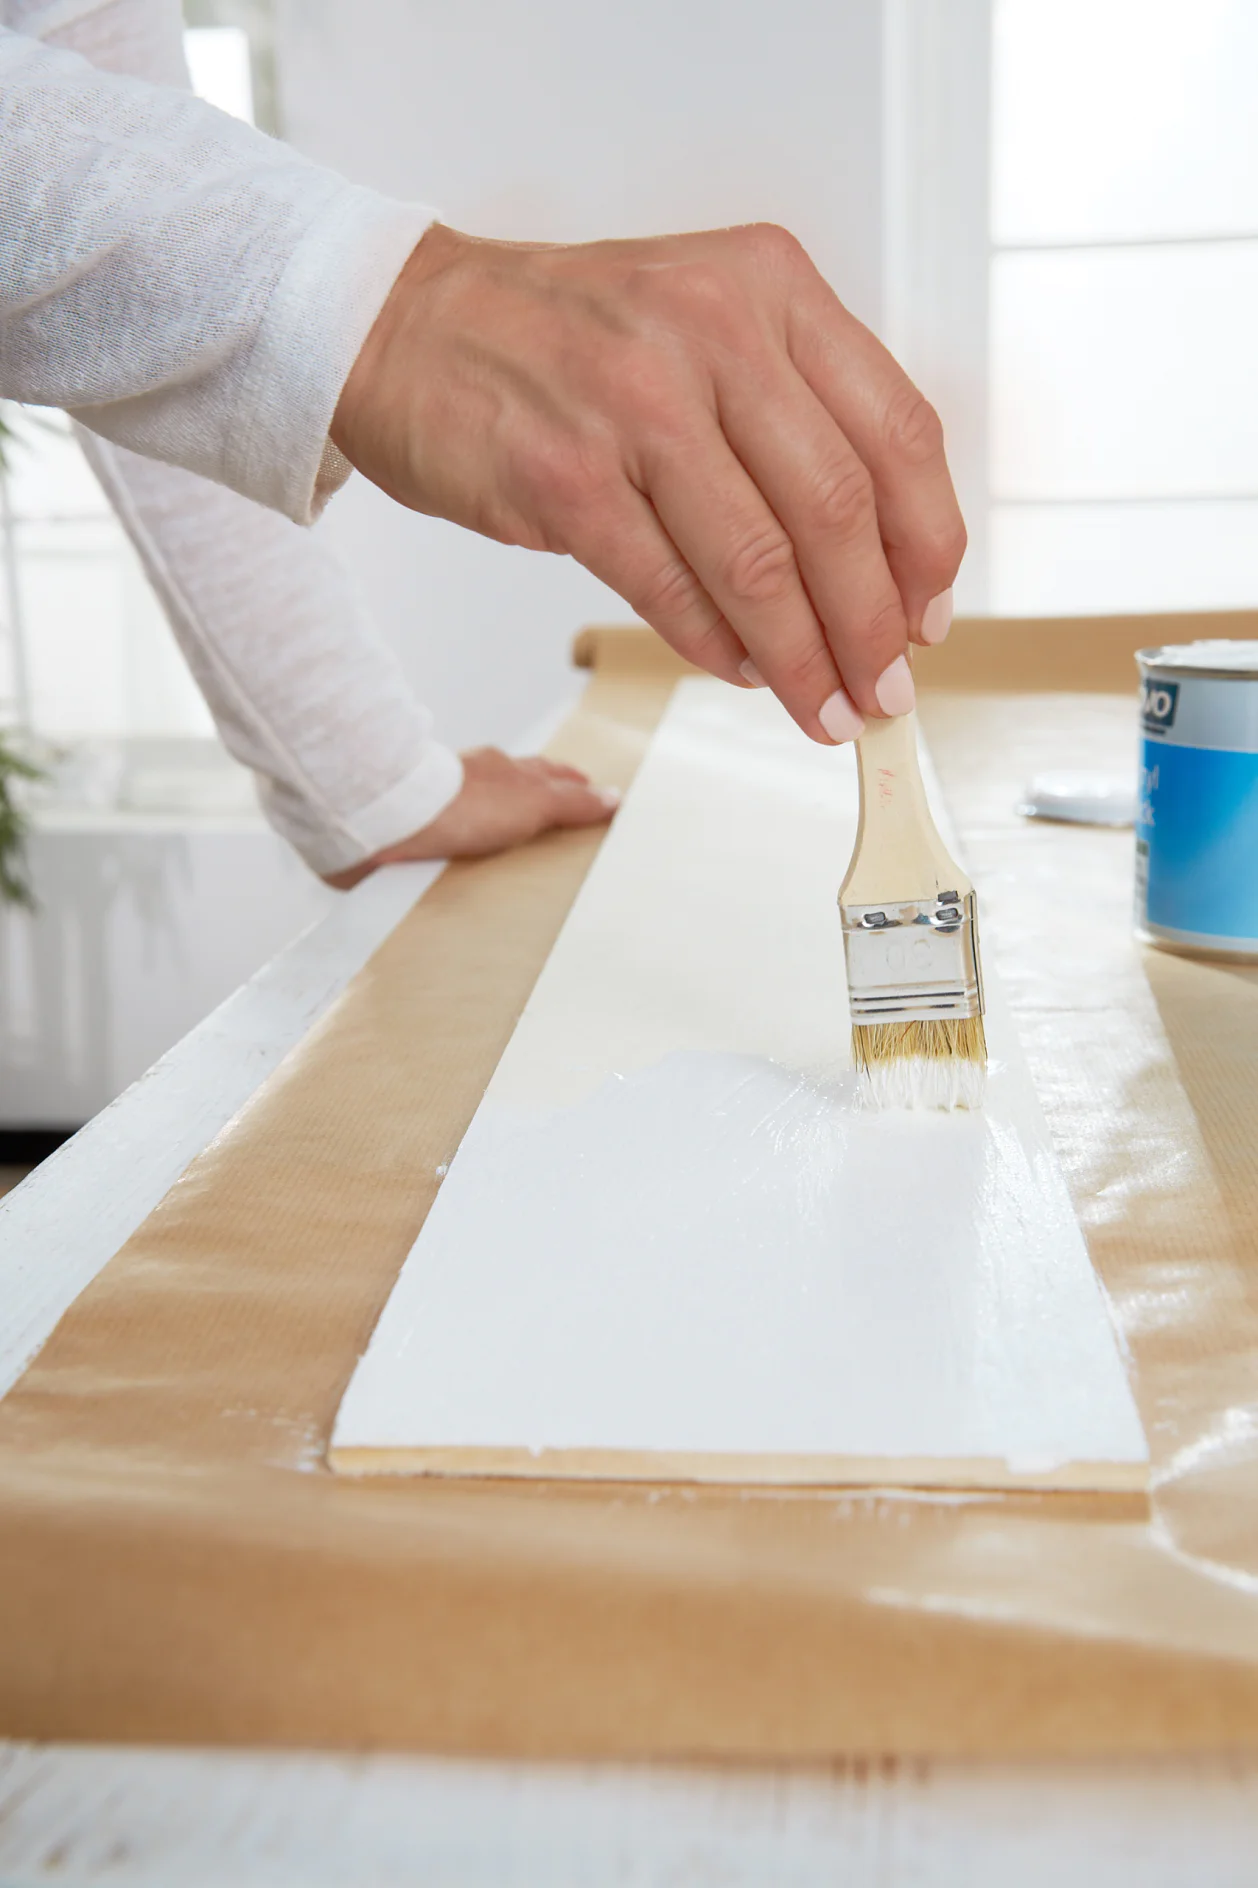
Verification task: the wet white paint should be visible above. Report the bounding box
[333,684,1147,1484]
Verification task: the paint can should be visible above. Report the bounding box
[1135,639,1258,960]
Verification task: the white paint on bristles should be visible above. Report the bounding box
[863,1052,987,1113]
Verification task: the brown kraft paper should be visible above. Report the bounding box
[1,611,1258,1758]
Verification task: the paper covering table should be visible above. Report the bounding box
[1,613,1257,1759]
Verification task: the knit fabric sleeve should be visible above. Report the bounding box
[1,0,464,873]
[0,17,433,524]
[78,429,464,876]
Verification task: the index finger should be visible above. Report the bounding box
[786,281,967,643]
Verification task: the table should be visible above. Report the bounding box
[1,690,1255,1883]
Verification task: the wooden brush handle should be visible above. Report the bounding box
[839,711,970,906]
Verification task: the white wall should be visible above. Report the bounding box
[276,0,888,753]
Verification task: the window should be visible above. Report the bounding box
[0,24,259,740]
[183,24,255,125]
[887,0,1258,616]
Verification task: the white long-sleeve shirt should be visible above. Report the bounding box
[1,0,464,874]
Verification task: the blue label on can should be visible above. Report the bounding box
[1137,738,1258,942]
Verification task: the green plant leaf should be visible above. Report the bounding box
[0,730,47,910]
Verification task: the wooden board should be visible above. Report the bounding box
[331,681,1148,1490]
[0,865,443,1403]
[4,1740,1256,1885]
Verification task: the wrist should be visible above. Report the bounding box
[330,222,467,471]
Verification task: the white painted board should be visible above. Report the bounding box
[0,692,575,1407]
[4,1739,1255,1887]
[0,865,443,1403]
[332,682,1147,1489]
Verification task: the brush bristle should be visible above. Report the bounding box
[852,1015,988,1112]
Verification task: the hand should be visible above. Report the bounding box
[323,748,619,888]
[333,222,965,744]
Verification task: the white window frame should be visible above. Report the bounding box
[884,0,1258,619]
[0,23,262,740]
[883,0,993,612]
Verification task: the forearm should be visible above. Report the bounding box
[0,24,432,522]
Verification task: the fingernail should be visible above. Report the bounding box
[597,787,622,809]
[919,587,953,645]
[818,688,865,744]
[874,655,916,717]
[739,659,766,688]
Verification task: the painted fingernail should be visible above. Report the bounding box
[739,659,767,688]
[818,688,865,744]
[874,655,916,717]
[919,587,953,645]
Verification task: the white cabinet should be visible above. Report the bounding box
[0,744,333,1125]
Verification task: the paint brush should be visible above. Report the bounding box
[839,708,986,1109]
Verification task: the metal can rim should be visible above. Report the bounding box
[1136,638,1258,681]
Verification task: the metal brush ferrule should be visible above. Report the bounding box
[840,890,984,1024]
